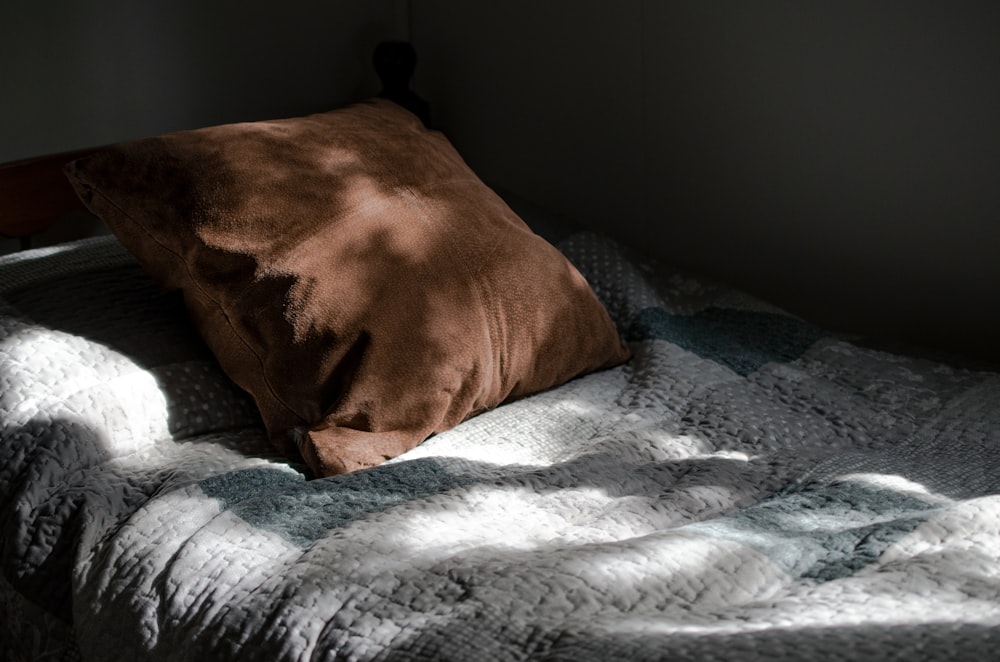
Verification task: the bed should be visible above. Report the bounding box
[2,49,1000,662]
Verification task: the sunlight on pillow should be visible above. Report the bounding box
[64,99,629,477]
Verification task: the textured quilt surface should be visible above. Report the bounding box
[2,232,999,661]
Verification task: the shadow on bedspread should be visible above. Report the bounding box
[386,618,1000,661]
[170,450,1000,660]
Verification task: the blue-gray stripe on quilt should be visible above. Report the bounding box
[686,480,938,582]
[199,458,475,547]
[627,306,827,375]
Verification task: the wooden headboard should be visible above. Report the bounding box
[0,148,98,243]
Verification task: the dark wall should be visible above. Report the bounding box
[3,1,998,358]
[0,0,407,163]
[413,1,1000,360]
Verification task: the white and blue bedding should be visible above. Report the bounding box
[2,222,999,661]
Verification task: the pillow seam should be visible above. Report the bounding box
[82,185,304,425]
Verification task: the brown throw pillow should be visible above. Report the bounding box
[64,99,630,476]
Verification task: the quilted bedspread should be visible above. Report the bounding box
[2,227,999,661]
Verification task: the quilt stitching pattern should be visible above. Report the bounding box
[2,234,999,661]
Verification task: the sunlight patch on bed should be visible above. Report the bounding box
[1,324,172,449]
[398,389,626,468]
[834,472,955,504]
[399,384,734,474]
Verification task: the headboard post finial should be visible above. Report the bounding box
[374,41,431,127]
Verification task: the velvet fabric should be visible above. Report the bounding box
[64,99,630,476]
